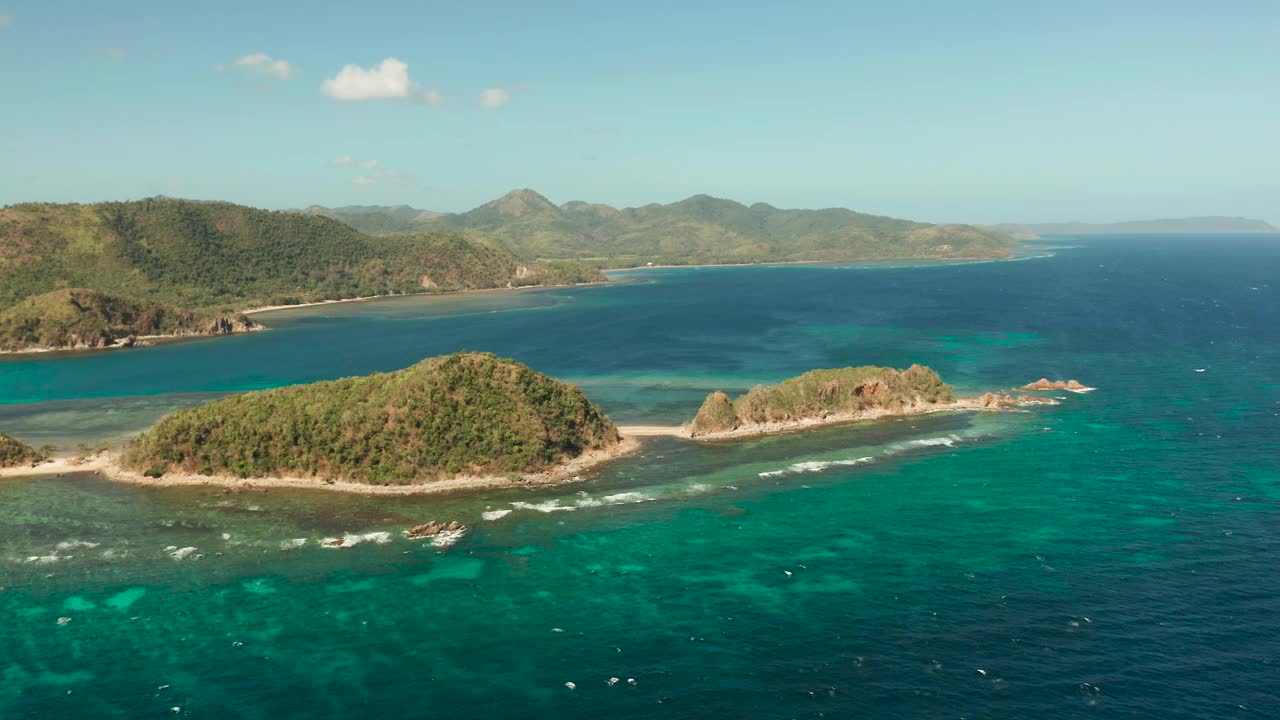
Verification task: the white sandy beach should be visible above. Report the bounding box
[4,437,642,496]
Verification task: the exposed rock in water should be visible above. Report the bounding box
[405,520,467,539]
[200,315,259,335]
[979,392,1014,408]
[980,392,1061,408]
[1018,378,1094,392]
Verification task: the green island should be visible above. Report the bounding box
[0,288,258,352]
[687,364,1027,439]
[304,189,1017,266]
[7,356,1074,489]
[0,198,603,352]
[0,432,52,468]
[116,352,624,489]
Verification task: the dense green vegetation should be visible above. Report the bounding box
[298,204,444,234]
[0,432,52,468]
[122,352,621,485]
[318,190,1016,266]
[0,198,604,350]
[0,289,256,352]
[688,365,956,436]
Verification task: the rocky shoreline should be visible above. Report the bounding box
[684,394,1059,442]
[0,317,263,356]
[1,436,642,495]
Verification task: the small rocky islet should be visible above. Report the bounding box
[685,365,1084,440]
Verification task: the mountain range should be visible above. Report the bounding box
[299,189,1016,265]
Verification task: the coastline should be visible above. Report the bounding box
[0,454,111,479]
[2,394,1064,488]
[4,437,642,495]
[0,280,608,357]
[1,255,1020,357]
[0,325,267,357]
[604,254,1012,273]
[240,279,609,316]
[686,395,1055,442]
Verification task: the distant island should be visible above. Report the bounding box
[0,198,603,353]
[112,352,630,492]
[686,365,1059,440]
[301,189,1017,267]
[989,216,1278,239]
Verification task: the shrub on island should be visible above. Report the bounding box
[0,432,53,468]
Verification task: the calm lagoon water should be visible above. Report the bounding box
[0,236,1277,718]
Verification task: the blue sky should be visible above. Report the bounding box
[1,0,1277,224]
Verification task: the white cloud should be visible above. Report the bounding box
[237,52,294,80]
[219,52,294,80]
[358,159,379,169]
[323,57,435,102]
[419,90,446,107]
[104,47,126,59]
[0,13,13,28]
[479,88,511,109]
[352,176,376,186]
[329,155,354,167]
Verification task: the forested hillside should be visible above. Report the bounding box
[0,198,603,351]
[122,352,621,485]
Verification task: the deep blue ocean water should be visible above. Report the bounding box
[0,235,1277,718]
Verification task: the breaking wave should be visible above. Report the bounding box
[759,456,875,478]
[320,531,392,549]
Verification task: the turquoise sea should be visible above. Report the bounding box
[1,235,1277,718]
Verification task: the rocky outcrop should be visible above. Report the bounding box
[979,392,1014,408]
[405,520,467,539]
[980,392,1061,408]
[688,391,737,436]
[201,315,259,335]
[1018,378,1095,392]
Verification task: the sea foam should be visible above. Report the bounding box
[759,456,875,478]
[320,532,392,549]
[511,500,575,513]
